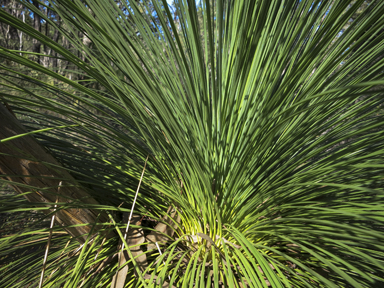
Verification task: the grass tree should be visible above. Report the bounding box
[1,0,384,287]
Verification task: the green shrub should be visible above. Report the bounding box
[1,0,384,287]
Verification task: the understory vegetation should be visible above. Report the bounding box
[1,0,384,287]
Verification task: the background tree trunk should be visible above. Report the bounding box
[32,0,41,64]
[0,104,110,243]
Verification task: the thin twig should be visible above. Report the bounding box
[121,155,149,252]
[155,242,171,280]
[38,182,61,288]
[111,156,149,288]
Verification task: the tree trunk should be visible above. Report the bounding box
[32,0,41,63]
[51,12,61,72]
[19,12,25,55]
[0,104,110,244]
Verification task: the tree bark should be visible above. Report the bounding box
[32,0,41,63]
[0,103,110,243]
[51,12,61,71]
